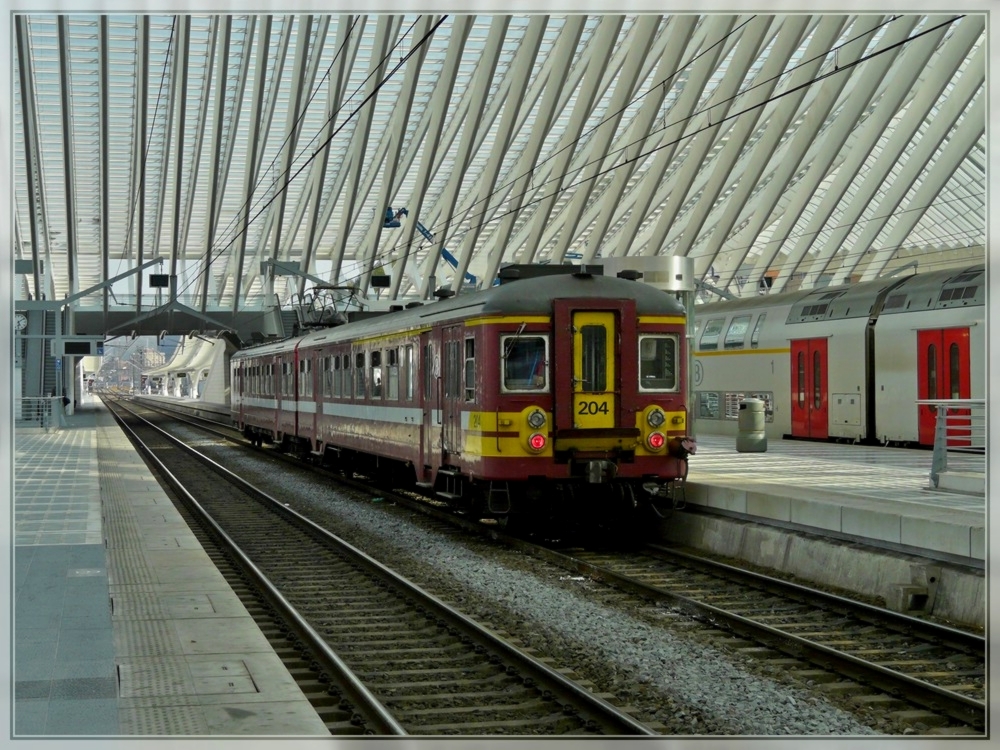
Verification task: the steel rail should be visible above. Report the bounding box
[110,396,656,736]
[513,542,985,729]
[106,399,407,735]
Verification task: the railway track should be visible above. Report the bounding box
[105,397,656,736]
[515,542,985,733]
[123,394,987,734]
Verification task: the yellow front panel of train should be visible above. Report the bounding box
[572,311,615,429]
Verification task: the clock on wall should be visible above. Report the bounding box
[14,313,27,332]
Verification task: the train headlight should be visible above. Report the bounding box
[647,432,666,451]
[527,409,546,429]
[646,408,666,428]
[528,433,547,452]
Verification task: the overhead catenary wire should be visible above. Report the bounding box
[95,13,975,313]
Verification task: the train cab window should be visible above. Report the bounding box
[724,315,751,349]
[464,338,475,401]
[371,351,383,399]
[355,352,366,398]
[699,318,724,351]
[502,335,548,392]
[581,326,607,392]
[638,336,678,391]
[404,345,414,401]
[750,313,766,349]
[387,348,399,400]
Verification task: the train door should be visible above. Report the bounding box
[916,328,970,446]
[441,325,465,459]
[789,338,828,439]
[552,299,635,433]
[420,332,438,478]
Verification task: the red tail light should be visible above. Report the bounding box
[528,433,547,451]
[647,432,665,450]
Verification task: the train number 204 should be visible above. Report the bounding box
[577,400,610,415]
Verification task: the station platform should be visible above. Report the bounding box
[684,435,985,562]
[662,434,986,628]
[12,393,328,737]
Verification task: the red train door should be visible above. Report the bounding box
[420,332,437,479]
[441,325,465,459]
[916,328,970,446]
[789,338,828,439]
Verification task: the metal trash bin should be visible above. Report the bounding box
[736,397,767,452]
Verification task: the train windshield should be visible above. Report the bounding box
[502,335,548,392]
[638,335,679,391]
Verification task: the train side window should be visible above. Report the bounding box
[797,352,805,407]
[750,313,766,349]
[355,352,366,398]
[332,355,341,398]
[501,335,548,392]
[949,343,960,398]
[698,391,720,419]
[283,361,293,397]
[699,318,724,351]
[404,345,414,401]
[813,350,821,410]
[464,338,476,401]
[299,358,310,398]
[342,354,351,398]
[444,341,461,398]
[371,350,383,399]
[638,335,678,391]
[387,348,399,400]
[724,315,751,349]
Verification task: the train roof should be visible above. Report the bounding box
[234,272,685,356]
[694,262,985,323]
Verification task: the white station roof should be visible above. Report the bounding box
[10,12,987,308]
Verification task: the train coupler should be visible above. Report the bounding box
[584,459,617,483]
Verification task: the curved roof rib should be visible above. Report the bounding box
[11,13,985,310]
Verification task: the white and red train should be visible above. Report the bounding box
[231,266,695,523]
[691,263,985,446]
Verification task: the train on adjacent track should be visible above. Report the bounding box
[230,265,696,525]
[690,263,985,447]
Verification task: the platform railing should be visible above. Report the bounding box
[917,399,986,489]
[16,397,63,431]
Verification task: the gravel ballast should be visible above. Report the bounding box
[182,432,881,736]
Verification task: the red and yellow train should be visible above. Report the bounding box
[231,266,695,524]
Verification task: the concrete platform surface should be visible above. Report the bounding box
[13,393,328,737]
[684,435,985,562]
